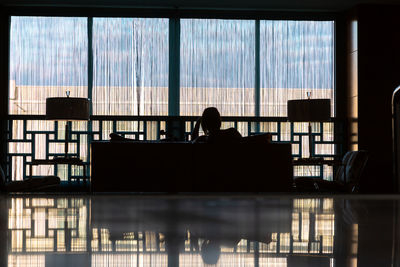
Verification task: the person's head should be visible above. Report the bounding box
[201,240,221,265]
[201,107,221,135]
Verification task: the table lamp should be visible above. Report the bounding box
[287,98,331,158]
[46,92,89,159]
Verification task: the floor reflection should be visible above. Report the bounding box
[1,196,345,267]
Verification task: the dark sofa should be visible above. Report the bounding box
[91,141,293,192]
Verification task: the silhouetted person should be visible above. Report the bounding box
[199,233,272,265]
[191,107,242,143]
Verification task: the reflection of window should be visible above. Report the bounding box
[8,255,45,267]
[9,16,88,115]
[180,19,255,116]
[7,197,336,266]
[8,197,88,253]
[92,18,169,115]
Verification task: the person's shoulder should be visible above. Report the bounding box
[223,128,242,137]
[193,135,208,143]
[219,128,242,142]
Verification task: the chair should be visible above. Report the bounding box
[295,151,368,193]
[0,165,60,192]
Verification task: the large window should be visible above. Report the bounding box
[260,20,334,117]
[9,16,168,116]
[7,16,336,181]
[9,17,89,180]
[9,16,334,117]
[9,16,88,115]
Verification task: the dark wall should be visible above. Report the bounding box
[345,9,358,152]
[0,7,8,171]
[349,5,400,193]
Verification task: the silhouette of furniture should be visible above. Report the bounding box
[46,95,89,158]
[294,151,368,193]
[287,98,331,158]
[90,142,293,192]
[0,165,60,192]
[293,158,341,166]
[27,157,87,183]
[292,157,342,186]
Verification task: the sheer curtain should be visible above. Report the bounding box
[180,19,255,117]
[260,20,334,117]
[180,20,334,118]
[9,16,88,115]
[92,18,169,116]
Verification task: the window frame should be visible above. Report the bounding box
[2,7,340,181]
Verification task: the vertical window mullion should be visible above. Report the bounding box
[168,18,180,116]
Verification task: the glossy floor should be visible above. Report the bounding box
[0,194,399,267]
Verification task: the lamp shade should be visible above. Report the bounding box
[287,99,331,122]
[46,97,89,120]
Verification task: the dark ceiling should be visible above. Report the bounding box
[1,0,400,12]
